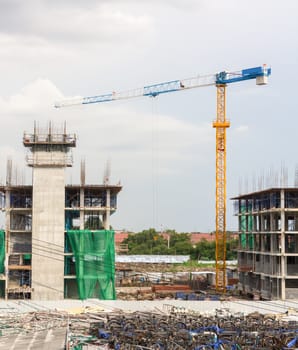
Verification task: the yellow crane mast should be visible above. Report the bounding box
[213,84,230,291]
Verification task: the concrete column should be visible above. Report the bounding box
[280,189,286,300]
[270,211,274,233]
[80,187,84,230]
[260,214,264,232]
[31,167,65,300]
[4,188,10,300]
[103,189,111,230]
[269,211,274,253]
[253,213,257,232]
[23,126,76,301]
[295,235,298,254]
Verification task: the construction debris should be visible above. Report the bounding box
[0,306,298,349]
[67,308,298,349]
[0,310,68,336]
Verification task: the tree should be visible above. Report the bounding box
[226,238,238,260]
[192,239,216,260]
[123,228,169,254]
[191,238,238,260]
[122,229,238,259]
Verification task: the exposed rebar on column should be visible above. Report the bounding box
[295,164,298,187]
[6,158,12,186]
[80,158,85,186]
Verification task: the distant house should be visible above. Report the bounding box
[160,232,171,241]
[190,232,215,245]
[190,232,237,246]
[114,231,129,253]
[159,232,216,247]
[159,232,220,246]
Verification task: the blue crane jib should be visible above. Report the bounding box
[83,93,113,105]
[144,66,272,98]
[54,65,271,108]
[143,80,182,97]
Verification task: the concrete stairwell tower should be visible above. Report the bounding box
[23,123,76,300]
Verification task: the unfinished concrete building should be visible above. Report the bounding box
[0,124,121,300]
[233,188,298,300]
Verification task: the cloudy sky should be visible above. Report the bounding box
[0,0,297,233]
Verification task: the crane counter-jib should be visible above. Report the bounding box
[54,64,271,293]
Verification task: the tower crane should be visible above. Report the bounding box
[55,65,271,292]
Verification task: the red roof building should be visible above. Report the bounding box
[115,231,129,244]
[190,232,216,245]
[114,231,129,253]
[190,232,237,245]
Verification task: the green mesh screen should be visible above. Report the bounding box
[248,204,254,250]
[66,230,116,300]
[240,205,246,248]
[0,231,4,274]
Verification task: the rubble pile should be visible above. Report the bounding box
[116,285,195,301]
[0,310,68,336]
[1,307,298,349]
[67,308,298,349]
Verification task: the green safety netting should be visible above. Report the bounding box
[240,205,246,248]
[66,230,115,300]
[240,205,254,249]
[0,231,4,274]
[248,204,254,250]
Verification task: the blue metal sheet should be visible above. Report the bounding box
[216,66,271,85]
[242,66,264,76]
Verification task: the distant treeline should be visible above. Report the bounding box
[122,229,237,260]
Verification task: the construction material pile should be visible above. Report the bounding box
[68,308,298,349]
[0,307,298,349]
[0,310,68,336]
[116,285,204,301]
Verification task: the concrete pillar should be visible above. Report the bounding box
[24,127,76,301]
[280,189,286,300]
[32,167,65,300]
[260,214,265,233]
[103,189,111,230]
[80,187,84,230]
[80,160,85,231]
[4,188,10,300]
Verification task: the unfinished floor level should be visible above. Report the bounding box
[233,188,298,300]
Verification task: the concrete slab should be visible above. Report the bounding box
[0,328,66,350]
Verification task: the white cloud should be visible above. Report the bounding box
[234,125,249,133]
[0,79,62,115]
[0,2,154,45]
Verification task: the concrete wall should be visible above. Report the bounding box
[32,167,65,300]
[286,288,298,299]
